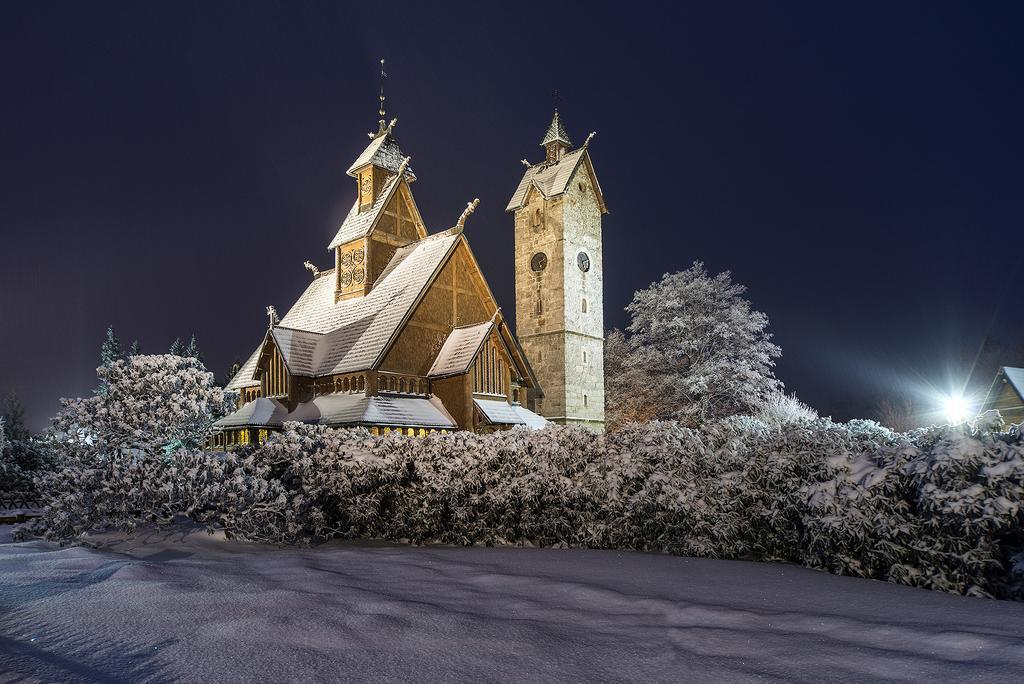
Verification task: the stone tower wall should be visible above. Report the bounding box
[559,166,605,429]
[513,157,605,431]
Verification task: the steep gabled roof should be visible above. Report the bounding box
[272,232,461,376]
[225,342,263,390]
[328,175,401,250]
[270,326,324,377]
[346,132,415,179]
[505,147,607,214]
[428,317,496,378]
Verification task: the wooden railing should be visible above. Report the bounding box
[0,492,44,523]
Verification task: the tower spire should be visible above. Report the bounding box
[376,58,388,137]
[541,107,572,163]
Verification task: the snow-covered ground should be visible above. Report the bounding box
[2,526,1024,682]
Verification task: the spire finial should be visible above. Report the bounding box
[376,58,388,136]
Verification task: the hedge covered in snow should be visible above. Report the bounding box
[20,412,1024,599]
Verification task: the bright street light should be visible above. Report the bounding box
[942,394,970,425]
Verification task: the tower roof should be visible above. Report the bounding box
[540,109,571,147]
[346,130,415,179]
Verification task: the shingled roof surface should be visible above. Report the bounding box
[427,319,494,378]
[286,393,457,429]
[346,133,414,178]
[225,345,262,390]
[505,148,587,211]
[540,109,571,147]
[269,232,460,377]
[213,397,289,429]
[328,174,401,250]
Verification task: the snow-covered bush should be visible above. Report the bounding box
[754,392,819,425]
[54,354,233,453]
[25,394,1024,599]
[252,423,606,547]
[0,417,57,498]
[16,355,252,540]
[22,448,287,541]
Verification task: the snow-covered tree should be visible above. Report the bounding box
[54,354,232,454]
[223,359,242,386]
[610,261,783,428]
[169,337,185,356]
[128,339,142,357]
[184,334,204,364]
[1,390,29,442]
[97,325,125,395]
[605,329,660,431]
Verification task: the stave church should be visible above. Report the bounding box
[211,101,607,447]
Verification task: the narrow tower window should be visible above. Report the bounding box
[584,394,589,407]
[581,298,588,313]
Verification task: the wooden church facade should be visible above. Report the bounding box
[212,117,546,447]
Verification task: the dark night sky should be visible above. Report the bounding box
[2,1,1022,431]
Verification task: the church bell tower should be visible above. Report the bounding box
[506,110,608,431]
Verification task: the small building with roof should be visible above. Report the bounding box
[980,366,1024,426]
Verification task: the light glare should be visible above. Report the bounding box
[942,395,970,425]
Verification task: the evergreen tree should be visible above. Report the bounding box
[100,325,124,368]
[1,390,29,442]
[223,360,242,386]
[184,334,204,365]
[608,261,783,428]
[169,337,185,356]
[128,340,142,357]
[97,325,125,395]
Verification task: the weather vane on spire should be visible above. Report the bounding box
[376,58,388,136]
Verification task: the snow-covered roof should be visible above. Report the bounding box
[511,404,549,429]
[474,398,549,430]
[286,393,456,429]
[254,232,461,377]
[327,174,401,250]
[1002,367,1024,399]
[540,109,571,147]
[506,148,607,213]
[346,133,415,179]
[225,345,262,390]
[271,327,323,377]
[213,398,289,429]
[427,318,495,378]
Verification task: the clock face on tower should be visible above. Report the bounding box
[577,251,591,272]
[530,252,548,272]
